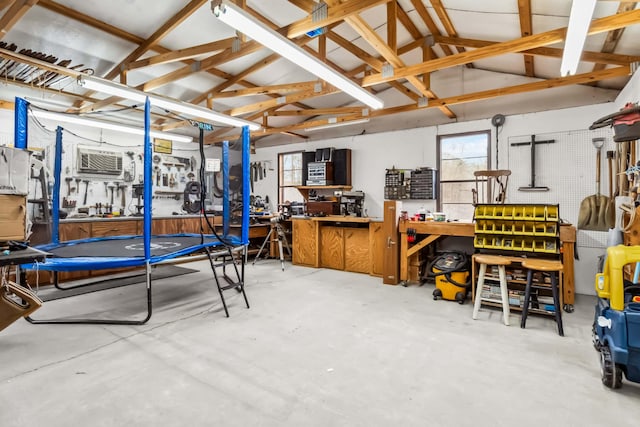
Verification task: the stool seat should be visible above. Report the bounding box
[473,254,512,266]
[521,259,562,272]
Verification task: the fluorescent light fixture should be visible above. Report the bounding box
[30,109,194,143]
[77,75,261,130]
[211,0,384,110]
[560,0,597,76]
[304,118,369,132]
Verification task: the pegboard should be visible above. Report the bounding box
[507,128,614,249]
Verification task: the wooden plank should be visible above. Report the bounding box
[409,0,454,56]
[0,0,39,40]
[225,87,338,116]
[343,13,455,117]
[270,106,366,116]
[362,9,640,86]
[211,81,318,99]
[387,0,397,54]
[38,0,146,45]
[407,234,440,257]
[590,2,638,84]
[287,0,391,38]
[434,35,640,66]
[126,38,236,70]
[430,0,467,56]
[517,0,535,76]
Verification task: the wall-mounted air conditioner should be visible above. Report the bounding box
[77,146,123,175]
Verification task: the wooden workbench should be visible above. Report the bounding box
[398,219,576,306]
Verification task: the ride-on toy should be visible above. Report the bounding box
[593,245,640,389]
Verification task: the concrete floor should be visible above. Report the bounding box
[1,259,640,427]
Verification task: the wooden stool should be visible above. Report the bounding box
[472,254,512,325]
[520,259,564,336]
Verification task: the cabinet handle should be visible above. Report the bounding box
[387,237,396,247]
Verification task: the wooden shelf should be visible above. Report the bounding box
[295,185,352,201]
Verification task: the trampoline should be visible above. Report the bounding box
[14,97,252,325]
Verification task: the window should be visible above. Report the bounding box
[437,130,490,221]
[278,151,304,205]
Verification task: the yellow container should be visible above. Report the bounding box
[433,268,470,302]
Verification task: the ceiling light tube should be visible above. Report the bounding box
[304,118,369,132]
[560,0,597,76]
[211,0,384,110]
[77,75,261,130]
[30,109,194,143]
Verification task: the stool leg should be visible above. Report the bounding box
[498,265,510,326]
[521,269,534,329]
[472,263,487,320]
[550,273,564,336]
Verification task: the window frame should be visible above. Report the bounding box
[278,150,304,205]
[436,130,491,214]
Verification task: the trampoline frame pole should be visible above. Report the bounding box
[51,126,63,244]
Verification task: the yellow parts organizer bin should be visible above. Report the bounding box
[473,204,560,254]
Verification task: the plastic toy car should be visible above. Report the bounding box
[593,245,640,389]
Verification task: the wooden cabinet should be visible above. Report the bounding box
[320,226,344,270]
[292,218,318,267]
[345,227,370,274]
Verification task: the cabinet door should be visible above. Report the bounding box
[345,227,370,274]
[369,222,384,276]
[59,222,91,241]
[292,219,318,267]
[383,201,400,284]
[152,218,181,235]
[92,220,138,237]
[320,226,344,270]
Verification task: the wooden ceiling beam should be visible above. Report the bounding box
[341,11,456,118]
[125,38,236,70]
[36,0,314,119]
[589,2,638,85]
[429,0,468,58]
[326,31,385,70]
[387,0,397,54]
[211,81,319,99]
[287,0,391,38]
[363,9,640,87]
[409,0,454,57]
[0,0,39,39]
[0,1,17,11]
[270,107,366,116]
[38,0,142,44]
[517,0,535,77]
[423,66,631,108]
[226,87,337,117]
[435,35,640,66]
[221,65,630,142]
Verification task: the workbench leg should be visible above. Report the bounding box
[400,231,408,283]
[562,241,575,312]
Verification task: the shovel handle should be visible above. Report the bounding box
[596,147,602,194]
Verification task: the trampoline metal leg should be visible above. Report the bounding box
[206,247,230,317]
[25,262,153,326]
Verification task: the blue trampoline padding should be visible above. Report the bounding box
[21,234,243,272]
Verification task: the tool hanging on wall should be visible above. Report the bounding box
[578,138,610,231]
[510,134,555,191]
[82,180,89,206]
[606,150,617,228]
